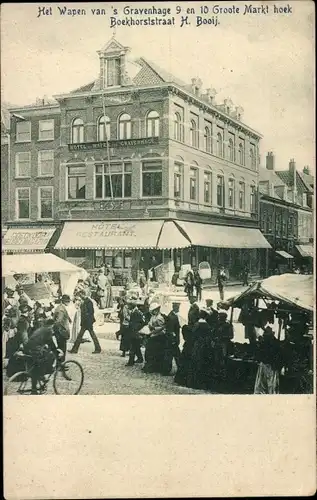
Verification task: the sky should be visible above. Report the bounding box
[1,1,315,171]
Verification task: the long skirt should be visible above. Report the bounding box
[254,362,279,394]
[100,286,113,309]
[119,325,131,353]
[187,337,213,390]
[144,335,166,374]
[174,340,195,387]
[71,309,81,343]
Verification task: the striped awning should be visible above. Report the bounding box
[55,220,190,250]
[3,227,56,253]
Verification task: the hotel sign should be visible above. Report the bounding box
[68,136,159,152]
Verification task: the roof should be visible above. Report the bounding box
[135,57,188,87]
[2,253,83,277]
[275,170,311,194]
[70,81,95,94]
[298,171,314,191]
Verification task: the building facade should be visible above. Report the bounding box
[4,37,270,283]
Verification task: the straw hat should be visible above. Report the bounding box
[149,302,161,312]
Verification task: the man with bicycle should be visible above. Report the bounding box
[23,318,63,394]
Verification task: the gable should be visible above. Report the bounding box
[133,63,165,86]
[99,38,129,55]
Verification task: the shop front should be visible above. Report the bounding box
[295,244,314,273]
[274,250,294,274]
[172,221,271,281]
[2,226,57,254]
[54,219,191,285]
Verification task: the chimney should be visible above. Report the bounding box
[303,166,310,175]
[266,151,275,170]
[289,158,297,188]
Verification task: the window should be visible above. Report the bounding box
[95,162,132,198]
[174,162,183,198]
[105,58,121,87]
[228,137,234,162]
[16,121,31,142]
[190,117,199,148]
[217,132,223,157]
[146,111,160,137]
[238,141,245,165]
[217,175,224,207]
[38,186,53,219]
[250,184,256,213]
[98,115,111,141]
[16,188,30,219]
[174,112,184,142]
[38,150,54,176]
[118,113,131,140]
[204,171,212,204]
[72,118,84,144]
[189,167,198,201]
[204,125,212,153]
[239,181,245,210]
[15,152,31,178]
[228,178,235,208]
[67,165,86,199]
[249,144,256,169]
[142,160,162,197]
[39,119,54,141]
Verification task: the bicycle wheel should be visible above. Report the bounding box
[4,371,33,395]
[53,360,84,395]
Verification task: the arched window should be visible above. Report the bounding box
[190,119,198,148]
[204,126,212,153]
[249,148,256,169]
[146,110,160,137]
[250,183,257,213]
[118,113,131,140]
[174,156,184,199]
[228,138,234,162]
[238,179,245,210]
[228,177,235,208]
[217,133,223,157]
[72,118,84,144]
[189,162,198,201]
[98,115,111,142]
[217,172,224,207]
[238,143,244,165]
[174,112,183,142]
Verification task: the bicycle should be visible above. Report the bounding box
[4,350,84,395]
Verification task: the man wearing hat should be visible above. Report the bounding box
[126,296,145,366]
[69,289,102,354]
[53,294,72,362]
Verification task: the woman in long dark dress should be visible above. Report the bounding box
[187,309,215,390]
[119,299,131,357]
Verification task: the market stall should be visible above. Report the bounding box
[218,274,314,394]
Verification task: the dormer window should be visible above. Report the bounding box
[103,57,121,87]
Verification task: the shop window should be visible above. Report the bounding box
[71,118,84,144]
[204,124,212,153]
[118,113,131,140]
[16,187,30,220]
[97,115,111,141]
[124,250,132,268]
[38,186,53,219]
[15,152,31,178]
[217,175,224,207]
[94,250,104,268]
[142,160,162,197]
[113,251,123,268]
[67,165,86,200]
[38,150,54,176]
[228,178,235,208]
[16,121,31,142]
[204,171,212,204]
[39,119,54,141]
[189,167,198,201]
[239,181,245,210]
[95,162,132,199]
[146,111,160,137]
[174,162,183,198]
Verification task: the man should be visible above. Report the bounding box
[126,297,145,366]
[184,269,195,300]
[205,299,219,329]
[53,294,72,362]
[143,302,167,374]
[216,266,227,301]
[187,295,200,328]
[16,285,32,307]
[69,290,102,354]
[193,268,203,302]
[16,303,33,347]
[165,302,182,371]
[24,318,62,395]
[242,265,249,286]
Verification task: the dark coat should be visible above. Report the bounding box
[188,303,200,327]
[129,307,145,336]
[80,297,95,329]
[16,315,30,346]
[167,311,181,345]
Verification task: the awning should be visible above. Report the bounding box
[2,253,82,277]
[276,250,294,259]
[296,244,314,258]
[175,221,271,249]
[3,227,56,252]
[55,220,190,250]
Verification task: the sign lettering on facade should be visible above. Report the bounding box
[4,231,53,246]
[68,136,159,152]
[76,222,137,238]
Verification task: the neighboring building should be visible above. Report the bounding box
[4,37,270,282]
[259,152,314,274]
[1,103,10,231]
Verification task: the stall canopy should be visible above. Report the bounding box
[3,227,56,252]
[295,244,314,258]
[224,274,314,312]
[174,221,271,248]
[276,250,294,259]
[2,253,83,277]
[55,220,190,250]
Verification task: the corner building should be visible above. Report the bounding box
[6,38,271,282]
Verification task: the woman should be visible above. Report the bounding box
[118,297,131,357]
[143,302,167,374]
[184,270,195,300]
[187,309,214,390]
[71,296,82,344]
[254,326,283,394]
